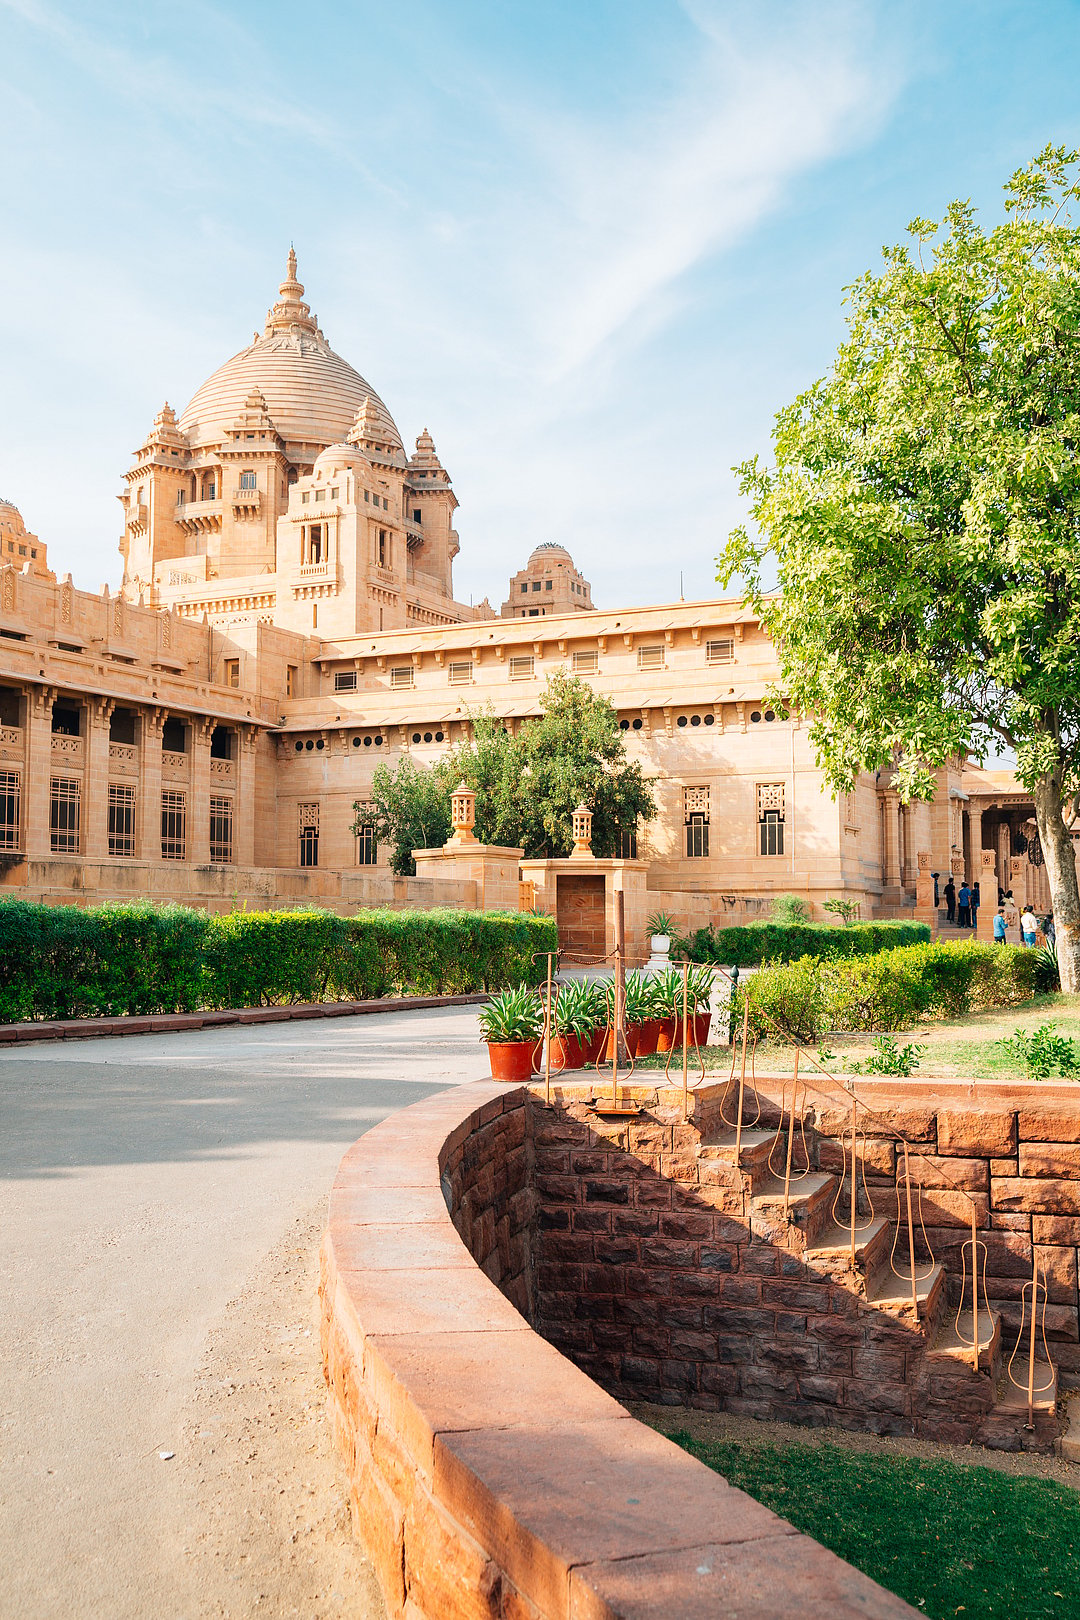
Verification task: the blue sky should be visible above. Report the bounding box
[3,0,1080,609]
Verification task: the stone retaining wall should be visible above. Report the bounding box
[321,1081,915,1619]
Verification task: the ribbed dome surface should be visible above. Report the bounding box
[179,331,402,454]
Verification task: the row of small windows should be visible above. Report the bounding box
[0,773,236,862]
[293,734,387,752]
[4,541,38,559]
[323,638,739,693]
[300,488,390,511]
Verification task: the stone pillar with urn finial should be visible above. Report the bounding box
[411,780,523,911]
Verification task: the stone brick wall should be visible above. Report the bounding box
[321,1080,915,1619]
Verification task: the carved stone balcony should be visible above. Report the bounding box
[108,741,139,776]
[127,502,148,533]
[175,498,223,535]
[50,734,85,763]
[231,486,262,516]
[209,757,235,780]
[0,725,23,759]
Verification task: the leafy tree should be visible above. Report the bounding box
[719,146,1080,993]
[355,755,453,876]
[354,672,656,873]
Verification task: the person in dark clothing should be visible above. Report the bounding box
[932,872,940,907]
[1045,913,1056,949]
[957,882,971,928]
[944,878,956,923]
[971,882,980,931]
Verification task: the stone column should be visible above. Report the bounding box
[189,717,214,865]
[882,794,902,897]
[25,686,55,863]
[977,849,998,940]
[914,851,935,925]
[138,707,165,863]
[967,803,983,887]
[84,698,115,861]
[236,726,257,867]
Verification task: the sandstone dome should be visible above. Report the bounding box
[314,442,370,477]
[529,543,574,564]
[178,252,403,456]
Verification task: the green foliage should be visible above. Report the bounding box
[1032,942,1061,993]
[847,1035,924,1076]
[354,756,453,877]
[718,146,1080,991]
[822,897,860,925]
[671,1431,1080,1620]
[746,939,1037,1038]
[355,672,657,874]
[997,1021,1080,1079]
[646,910,676,937]
[476,984,544,1044]
[552,977,602,1038]
[771,893,812,925]
[686,918,929,967]
[0,900,556,1021]
[621,970,655,1025]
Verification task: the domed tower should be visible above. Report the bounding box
[0,499,52,581]
[501,543,594,618]
[117,250,468,632]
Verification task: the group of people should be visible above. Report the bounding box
[941,877,980,928]
[938,874,1053,948]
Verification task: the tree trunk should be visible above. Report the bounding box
[1032,775,1080,995]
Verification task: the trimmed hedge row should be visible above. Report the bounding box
[687,919,931,967]
[742,939,1039,1042]
[0,901,557,1023]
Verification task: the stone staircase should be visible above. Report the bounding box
[696,1117,1059,1451]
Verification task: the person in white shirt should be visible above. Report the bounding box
[1020,908,1039,947]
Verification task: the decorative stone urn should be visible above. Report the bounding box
[645,933,672,973]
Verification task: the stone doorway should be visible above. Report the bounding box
[555,873,606,960]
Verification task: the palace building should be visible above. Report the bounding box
[0,254,1066,952]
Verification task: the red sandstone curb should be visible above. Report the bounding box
[0,992,488,1046]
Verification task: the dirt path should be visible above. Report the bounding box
[175,1200,385,1619]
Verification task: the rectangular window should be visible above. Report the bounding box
[520,583,527,594]
[0,769,20,851]
[531,580,541,592]
[706,637,735,665]
[545,579,552,590]
[302,491,309,504]
[638,645,665,671]
[50,777,81,854]
[176,489,186,506]
[684,785,710,860]
[298,803,319,868]
[758,783,785,857]
[376,529,389,567]
[161,790,187,860]
[330,486,339,499]
[223,658,240,688]
[412,508,422,524]
[572,650,598,675]
[508,655,535,680]
[210,795,234,864]
[355,823,377,866]
[239,470,257,491]
[389,665,414,689]
[448,660,473,685]
[107,783,136,857]
[314,488,325,502]
[286,664,297,698]
[334,670,358,692]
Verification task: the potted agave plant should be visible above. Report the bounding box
[478,984,543,1082]
[624,970,659,1056]
[549,977,599,1071]
[652,964,715,1049]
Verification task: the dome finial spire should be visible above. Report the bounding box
[286,244,297,282]
[265,245,318,337]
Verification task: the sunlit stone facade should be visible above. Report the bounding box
[0,254,1067,949]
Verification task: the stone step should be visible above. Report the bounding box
[929,1308,1001,1373]
[803,1215,891,1275]
[749,1171,836,1243]
[1054,1393,1080,1462]
[866,1260,946,1324]
[995,1360,1057,1418]
[697,1128,774,1173]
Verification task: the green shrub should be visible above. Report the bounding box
[847,1036,923,1076]
[686,919,931,968]
[997,1022,1080,1080]
[745,939,1036,1038]
[0,900,556,1021]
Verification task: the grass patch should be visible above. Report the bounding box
[670,1432,1080,1619]
[632,992,1080,1082]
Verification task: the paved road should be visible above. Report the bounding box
[0,1008,488,1619]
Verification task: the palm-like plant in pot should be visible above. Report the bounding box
[623,970,660,1056]
[650,964,715,1049]
[478,984,543,1082]
[646,910,676,958]
[549,977,600,1071]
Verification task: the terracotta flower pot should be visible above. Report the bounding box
[633,1017,661,1057]
[655,1017,678,1052]
[602,1023,642,1061]
[487,1040,538,1083]
[549,1033,583,1072]
[694,1011,711,1046]
[583,1027,607,1064]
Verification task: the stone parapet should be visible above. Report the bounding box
[320,1083,915,1619]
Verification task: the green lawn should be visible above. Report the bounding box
[633,993,1080,1083]
[671,1432,1079,1619]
